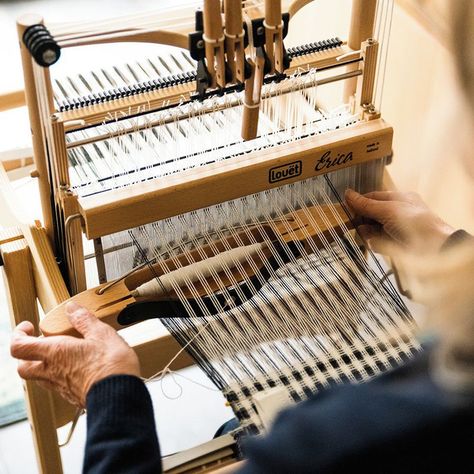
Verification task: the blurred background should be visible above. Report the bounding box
[0,0,472,473]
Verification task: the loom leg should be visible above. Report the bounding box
[1,237,63,474]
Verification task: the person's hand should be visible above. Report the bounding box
[345,189,455,254]
[10,302,140,408]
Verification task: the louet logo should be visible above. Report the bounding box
[269,161,302,183]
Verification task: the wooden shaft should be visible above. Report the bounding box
[16,15,55,243]
[224,0,244,83]
[241,54,265,140]
[204,0,224,38]
[348,0,377,48]
[265,0,282,25]
[264,0,284,74]
[225,0,242,34]
[0,89,25,112]
[241,105,260,141]
[204,0,226,87]
[343,0,377,101]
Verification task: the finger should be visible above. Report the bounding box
[17,360,49,381]
[345,189,393,223]
[362,191,411,202]
[15,321,36,336]
[357,224,382,242]
[10,332,53,361]
[66,302,109,338]
[352,215,380,227]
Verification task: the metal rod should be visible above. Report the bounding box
[64,213,84,294]
[93,237,107,284]
[66,66,362,150]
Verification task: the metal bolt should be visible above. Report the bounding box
[197,39,204,49]
[257,26,264,36]
[42,49,57,65]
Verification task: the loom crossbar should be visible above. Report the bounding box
[78,118,392,239]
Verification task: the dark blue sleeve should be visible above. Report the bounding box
[84,375,162,474]
[238,351,474,474]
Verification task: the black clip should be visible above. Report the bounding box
[251,18,272,76]
[251,12,292,74]
[189,10,212,100]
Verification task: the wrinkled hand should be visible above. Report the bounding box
[10,303,140,408]
[345,189,454,254]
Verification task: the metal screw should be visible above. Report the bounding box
[43,49,57,65]
[257,26,264,36]
[197,39,204,49]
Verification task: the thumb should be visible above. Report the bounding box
[65,302,105,338]
[345,189,388,223]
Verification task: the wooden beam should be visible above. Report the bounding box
[0,90,25,112]
[79,119,393,239]
[1,238,63,474]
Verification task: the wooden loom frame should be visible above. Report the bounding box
[0,1,383,472]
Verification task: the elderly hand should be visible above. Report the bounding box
[10,302,140,408]
[345,189,455,254]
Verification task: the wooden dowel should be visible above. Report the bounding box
[225,0,242,34]
[265,0,282,26]
[343,0,377,101]
[241,104,260,141]
[204,0,226,87]
[0,90,26,112]
[264,0,283,74]
[224,0,245,83]
[241,53,265,141]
